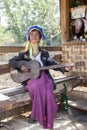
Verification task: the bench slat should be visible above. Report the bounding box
[0,75,79,96]
[0,104,31,120]
[0,94,10,101]
[0,64,10,75]
[0,86,27,96]
[55,75,78,84]
[0,92,30,112]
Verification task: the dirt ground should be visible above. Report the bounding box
[0,108,87,130]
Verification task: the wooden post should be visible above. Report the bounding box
[60,0,70,43]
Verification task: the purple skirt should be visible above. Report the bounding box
[26,71,58,129]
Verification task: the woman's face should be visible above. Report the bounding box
[29,30,41,44]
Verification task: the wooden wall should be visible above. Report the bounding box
[60,0,87,72]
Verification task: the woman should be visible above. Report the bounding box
[9,25,71,130]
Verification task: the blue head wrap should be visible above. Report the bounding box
[26,25,46,41]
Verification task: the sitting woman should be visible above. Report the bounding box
[9,25,72,130]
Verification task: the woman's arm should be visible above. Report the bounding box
[9,51,26,69]
[46,51,72,73]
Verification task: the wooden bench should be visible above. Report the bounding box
[0,75,80,121]
[0,46,84,123]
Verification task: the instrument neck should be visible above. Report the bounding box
[39,63,74,71]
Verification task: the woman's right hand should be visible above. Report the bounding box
[21,65,29,72]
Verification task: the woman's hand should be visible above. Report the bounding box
[21,65,29,72]
[65,64,73,72]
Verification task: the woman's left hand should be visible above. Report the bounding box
[65,64,73,72]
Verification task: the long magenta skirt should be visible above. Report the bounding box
[26,71,58,129]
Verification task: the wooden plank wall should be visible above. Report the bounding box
[0,46,62,53]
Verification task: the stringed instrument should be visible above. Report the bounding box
[10,60,85,83]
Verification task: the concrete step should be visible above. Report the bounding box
[67,86,87,115]
[67,86,87,100]
[68,99,87,116]
[68,99,87,111]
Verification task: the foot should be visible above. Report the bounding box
[28,117,37,123]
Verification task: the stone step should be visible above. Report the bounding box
[68,99,87,111]
[67,86,87,100]
[68,99,87,116]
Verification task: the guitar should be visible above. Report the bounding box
[10,60,85,83]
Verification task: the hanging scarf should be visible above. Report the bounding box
[24,41,40,58]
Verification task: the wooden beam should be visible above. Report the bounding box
[0,92,31,112]
[0,104,32,120]
[0,86,27,96]
[55,75,79,84]
[0,64,10,75]
[0,46,62,53]
[0,46,24,54]
[60,0,70,42]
